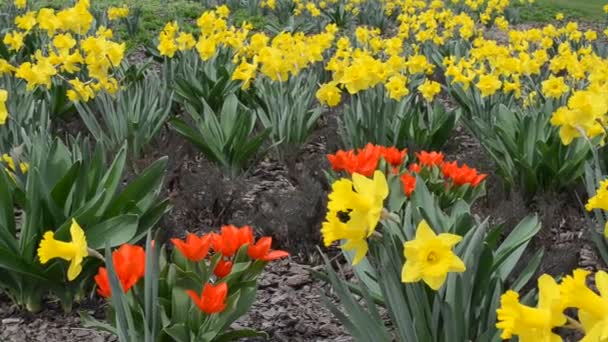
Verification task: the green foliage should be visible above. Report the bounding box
[172,51,241,114]
[318,179,543,341]
[340,85,457,151]
[453,85,591,197]
[253,70,323,158]
[0,137,170,312]
[75,73,173,161]
[171,94,269,177]
[0,77,51,153]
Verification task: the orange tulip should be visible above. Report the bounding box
[171,233,212,262]
[186,282,228,314]
[247,236,289,261]
[94,244,146,298]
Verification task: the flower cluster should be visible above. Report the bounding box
[496,269,608,341]
[327,145,486,205]
[1,0,126,102]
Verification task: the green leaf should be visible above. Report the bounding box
[86,215,139,249]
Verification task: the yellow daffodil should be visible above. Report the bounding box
[316,82,342,107]
[476,74,502,97]
[3,31,26,52]
[418,79,441,102]
[560,269,608,341]
[385,74,409,101]
[0,90,8,125]
[15,11,37,31]
[14,0,26,9]
[232,58,258,90]
[38,219,88,281]
[496,274,566,341]
[322,170,388,265]
[401,220,465,290]
[541,75,569,99]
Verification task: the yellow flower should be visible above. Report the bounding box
[316,82,342,107]
[385,74,409,101]
[555,13,564,20]
[107,6,129,21]
[14,0,26,9]
[232,58,257,90]
[15,11,37,31]
[322,171,389,265]
[587,179,608,212]
[476,74,502,97]
[541,75,569,99]
[496,275,566,341]
[216,5,230,18]
[196,37,217,61]
[3,31,26,52]
[560,269,608,341]
[38,219,88,281]
[401,220,465,290]
[0,90,7,125]
[176,32,196,51]
[418,79,441,102]
[1,154,28,174]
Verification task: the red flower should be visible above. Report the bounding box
[171,233,212,262]
[327,149,355,172]
[211,225,254,257]
[400,173,416,197]
[94,244,146,298]
[213,259,233,278]
[379,146,407,167]
[247,236,289,261]
[327,144,382,177]
[94,268,112,298]
[409,163,421,173]
[415,151,444,167]
[186,282,228,314]
[441,161,487,186]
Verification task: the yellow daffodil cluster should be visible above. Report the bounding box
[586,179,608,238]
[107,6,130,21]
[233,25,336,85]
[158,7,336,88]
[158,7,250,62]
[497,269,608,341]
[1,0,126,102]
[294,0,363,17]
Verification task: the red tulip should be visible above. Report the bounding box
[415,151,444,167]
[247,236,289,261]
[213,259,233,278]
[94,244,146,298]
[211,225,254,257]
[171,233,212,262]
[186,282,228,314]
